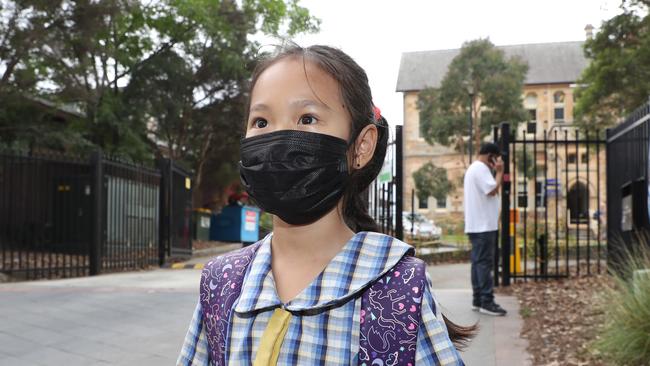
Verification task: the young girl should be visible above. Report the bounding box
[178,44,472,366]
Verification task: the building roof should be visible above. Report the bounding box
[396,41,587,92]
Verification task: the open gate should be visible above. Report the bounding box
[494,123,606,285]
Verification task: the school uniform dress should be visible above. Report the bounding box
[177,231,464,365]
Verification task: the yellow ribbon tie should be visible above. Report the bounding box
[253,307,292,366]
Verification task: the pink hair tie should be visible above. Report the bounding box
[373,106,382,121]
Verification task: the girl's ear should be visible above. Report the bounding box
[353,124,378,169]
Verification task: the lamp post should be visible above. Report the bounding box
[468,86,475,165]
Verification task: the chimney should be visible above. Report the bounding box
[585,24,594,40]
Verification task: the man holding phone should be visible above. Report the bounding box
[463,142,507,316]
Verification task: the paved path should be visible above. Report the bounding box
[428,263,532,366]
[0,270,199,366]
[0,258,530,365]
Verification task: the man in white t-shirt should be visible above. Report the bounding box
[463,142,507,316]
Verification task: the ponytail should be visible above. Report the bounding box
[443,314,478,349]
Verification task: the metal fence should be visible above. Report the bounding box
[0,152,93,280]
[0,150,192,280]
[99,154,162,273]
[494,122,606,285]
[606,100,650,267]
[368,125,404,240]
[159,158,193,260]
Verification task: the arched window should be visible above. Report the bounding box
[524,93,537,121]
[554,91,565,122]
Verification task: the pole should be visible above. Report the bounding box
[468,93,474,164]
[411,189,415,239]
[395,126,404,240]
[90,150,104,276]
[493,126,500,286]
[500,123,512,286]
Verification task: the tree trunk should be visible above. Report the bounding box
[473,96,482,154]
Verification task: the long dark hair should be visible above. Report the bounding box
[244,44,476,346]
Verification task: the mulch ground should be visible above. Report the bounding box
[498,269,612,366]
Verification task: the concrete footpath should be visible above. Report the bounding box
[428,263,532,366]
[0,257,531,365]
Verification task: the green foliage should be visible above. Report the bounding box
[418,38,528,153]
[514,148,543,179]
[412,162,453,203]
[593,232,650,365]
[575,1,650,130]
[0,0,319,206]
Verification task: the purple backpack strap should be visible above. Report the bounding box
[199,242,262,366]
[359,255,427,366]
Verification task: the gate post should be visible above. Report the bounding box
[158,158,171,266]
[90,150,104,276]
[395,126,404,241]
[499,123,512,286]
[493,126,500,287]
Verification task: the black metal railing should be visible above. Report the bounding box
[606,100,650,268]
[494,123,606,285]
[0,151,93,280]
[0,150,192,280]
[368,125,403,240]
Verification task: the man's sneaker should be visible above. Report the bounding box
[479,302,507,316]
[472,299,480,311]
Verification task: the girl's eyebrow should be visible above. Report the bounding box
[250,103,270,112]
[289,99,331,110]
[249,99,331,113]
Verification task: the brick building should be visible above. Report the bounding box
[396,40,604,228]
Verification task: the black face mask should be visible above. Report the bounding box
[239,130,350,225]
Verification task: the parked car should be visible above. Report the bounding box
[402,212,441,240]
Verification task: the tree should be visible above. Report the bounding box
[575,0,650,130]
[514,148,542,179]
[412,162,453,204]
[125,0,319,207]
[0,0,319,207]
[418,39,528,158]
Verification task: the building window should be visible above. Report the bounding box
[528,109,537,121]
[517,181,528,208]
[553,91,565,122]
[535,180,546,207]
[436,197,446,209]
[567,153,577,164]
[418,197,428,209]
[581,152,588,164]
[524,93,537,122]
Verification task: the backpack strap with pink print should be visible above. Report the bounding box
[199,242,426,366]
[358,255,427,366]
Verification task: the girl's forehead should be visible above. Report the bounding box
[251,57,345,110]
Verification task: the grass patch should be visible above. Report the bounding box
[519,306,533,319]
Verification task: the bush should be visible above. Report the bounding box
[593,233,650,365]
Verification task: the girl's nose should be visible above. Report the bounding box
[271,118,300,132]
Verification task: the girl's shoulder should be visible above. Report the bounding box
[201,240,265,278]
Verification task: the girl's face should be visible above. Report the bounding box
[246,57,352,140]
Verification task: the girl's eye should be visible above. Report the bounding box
[253,118,268,128]
[299,115,317,125]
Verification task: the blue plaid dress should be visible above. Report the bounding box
[177,231,464,365]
